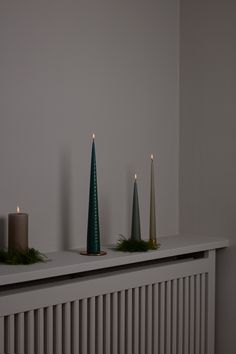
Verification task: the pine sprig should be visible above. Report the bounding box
[114,235,159,252]
[0,248,47,265]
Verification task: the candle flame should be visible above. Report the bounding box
[92,133,95,140]
[151,154,154,160]
[17,206,20,213]
[135,174,137,180]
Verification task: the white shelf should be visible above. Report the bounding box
[0,234,229,286]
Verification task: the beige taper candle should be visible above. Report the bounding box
[149,154,157,247]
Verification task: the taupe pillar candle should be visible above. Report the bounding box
[8,206,28,252]
[149,154,157,247]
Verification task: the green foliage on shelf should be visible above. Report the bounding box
[114,235,160,252]
[0,248,47,265]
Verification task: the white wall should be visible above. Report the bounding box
[180,1,236,353]
[0,0,179,252]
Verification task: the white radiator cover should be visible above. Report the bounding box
[0,236,228,354]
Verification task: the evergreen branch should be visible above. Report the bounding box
[0,248,48,265]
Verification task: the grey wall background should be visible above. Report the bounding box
[180,0,236,353]
[0,0,179,252]
[1,0,235,352]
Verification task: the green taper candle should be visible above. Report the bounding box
[149,154,157,247]
[131,174,141,241]
[86,134,101,254]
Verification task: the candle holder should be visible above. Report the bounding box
[80,250,107,256]
[149,239,158,249]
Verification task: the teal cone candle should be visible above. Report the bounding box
[131,174,141,241]
[86,134,101,254]
[149,154,157,247]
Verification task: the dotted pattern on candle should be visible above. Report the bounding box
[87,139,101,254]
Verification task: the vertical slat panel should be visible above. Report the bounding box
[104,293,111,354]
[184,277,189,354]
[45,306,53,354]
[178,278,184,354]
[80,298,88,354]
[25,310,34,354]
[166,281,171,354]
[133,287,139,354]
[159,282,165,354]
[153,283,159,354]
[111,292,118,354]
[35,308,44,354]
[0,263,212,354]
[0,317,4,354]
[126,289,132,354]
[15,312,24,354]
[54,304,62,354]
[139,286,146,354]
[207,250,216,354]
[71,300,79,354]
[189,276,195,354]
[118,291,125,354]
[146,285,152,354]
[89,297,95,354]
[172,279,178,354]
[62,302,71,354]
[97,295,103,354]
[195,274,201,354]
[200,274,206,354]
[5,315,14,354]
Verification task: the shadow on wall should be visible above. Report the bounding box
[100,193,111,246]
[59,148,72,251]
[126,169,134,238]
[0,216,7,248]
